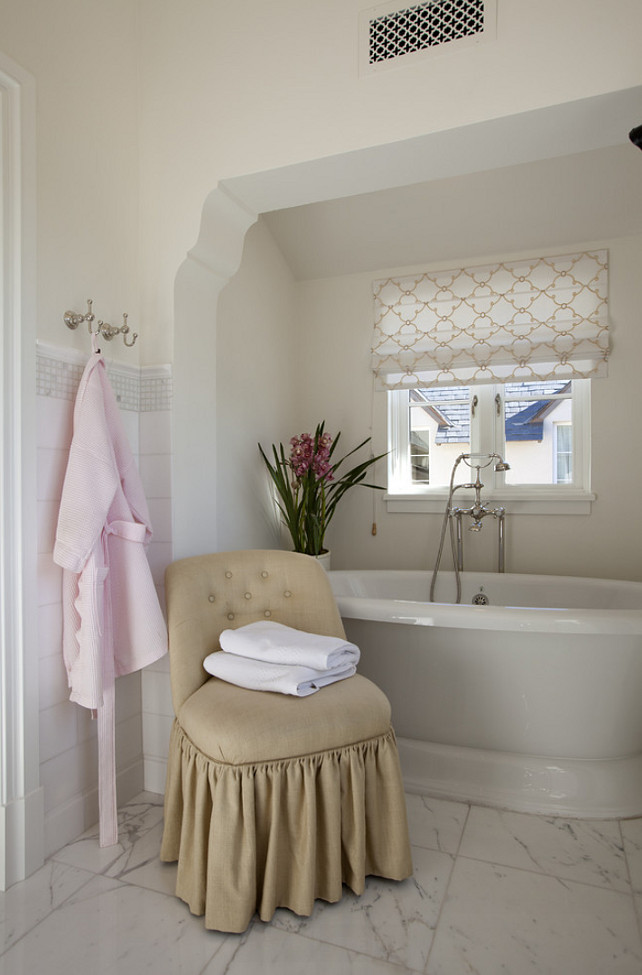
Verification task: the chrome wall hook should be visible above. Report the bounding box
[63,298,138,348]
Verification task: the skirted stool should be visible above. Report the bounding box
[160,549,413,933]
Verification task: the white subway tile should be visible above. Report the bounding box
[144,652,170,674]
[116,759,145,809]
[155,583,167,618]
[41,739,97,814]
[146,542,173,586]
[39,652,70,711]
[38,602,63,660]
[138,453,172,498]
[143,756,168,795]
[147,498,172,542]
[75,705,98,743]
[38,555,63,607]
[115,713,143,769]
[37,396,73,450]
[44,794,86,858]
[142,712,173,761]
[40,701,78,764]
[38,500,60,554]
[115,671,142,723]
[139,410,171,454]
[120,409,139,454]
[38,448,69,502]
[142,670,173,718]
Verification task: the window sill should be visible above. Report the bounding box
[384,490,595,516]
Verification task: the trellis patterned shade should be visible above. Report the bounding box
[371,250,609,389]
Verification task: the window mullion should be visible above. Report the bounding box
[388,389,410,492]
[471,385,498,458]
[492,384,506,482]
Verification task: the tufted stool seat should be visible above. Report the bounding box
[160,550,412,933]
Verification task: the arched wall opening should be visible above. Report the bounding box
[172,85,642,564]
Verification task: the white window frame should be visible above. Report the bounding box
[554,421,573,485]
[386,379,593,514]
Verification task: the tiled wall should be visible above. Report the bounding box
[138,410,175,795]
[36,343,172,856]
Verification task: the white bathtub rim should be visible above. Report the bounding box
[334,594,642,635]
[398,737,642,820]
[329,568,642,597]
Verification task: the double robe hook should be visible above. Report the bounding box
[64,298,138,348]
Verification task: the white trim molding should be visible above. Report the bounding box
[173,184,257,560]
[0,52,43,890]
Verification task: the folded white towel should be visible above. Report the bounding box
[203,650,356,697]
[219,620,360,671]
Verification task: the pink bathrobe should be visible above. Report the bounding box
[54,344,168,846]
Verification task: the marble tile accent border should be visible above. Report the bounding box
[36,341,172,412]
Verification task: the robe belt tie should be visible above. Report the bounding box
[105,520,149,543]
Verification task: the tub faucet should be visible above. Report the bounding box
[430,452,510,603]
[451,467,506,533]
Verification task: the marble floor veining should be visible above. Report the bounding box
[2,791,642,974]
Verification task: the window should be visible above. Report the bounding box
[503,380,573,486]
[555,423,573,484]
[373,250,607,514]
[387,379,592,512]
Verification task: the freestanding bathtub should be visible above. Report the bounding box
[328,569,642,818]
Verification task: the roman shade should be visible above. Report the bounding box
[371,250,609,390]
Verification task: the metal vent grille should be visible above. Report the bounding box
[369,0,484,64]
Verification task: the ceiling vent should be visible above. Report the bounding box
[360,0,496,72]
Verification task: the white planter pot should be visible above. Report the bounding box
[315,550,331,571]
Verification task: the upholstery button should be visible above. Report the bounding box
[208,594,215,603]
[284,590,292,598]
[225,571,233,579]
[261,571,268,578]
[244,592,252,600]
[227,613,235,620]
[264,610,271,618]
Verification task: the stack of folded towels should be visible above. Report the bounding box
[203,620,360,697]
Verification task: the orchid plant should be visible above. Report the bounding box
[259,422,385,556]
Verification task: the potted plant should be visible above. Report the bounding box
[259,422,385,561]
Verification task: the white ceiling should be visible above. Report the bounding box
[263,142,642,280]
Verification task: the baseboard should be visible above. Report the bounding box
[143,756,167,796]
[0,786,45,889]
[398,737,642,819]
[44,759,144,859]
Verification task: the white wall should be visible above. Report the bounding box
[0,0,142,362]
[293,235,642,581]
[2,0,642,864]
[138,405,173,797]
[137,0,642,362]
[0,0,148,870]
[216,218,299,551]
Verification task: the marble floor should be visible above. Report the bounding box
[2,791,642,974]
